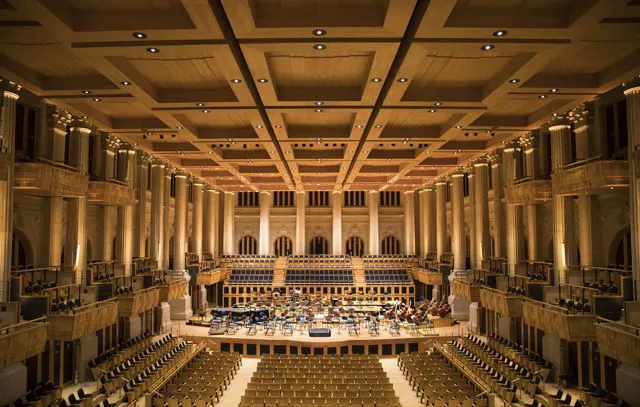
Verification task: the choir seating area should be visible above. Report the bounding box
[229,270,275,285]
[150,352,242,407]
[364,270,410,285]
[239,355,401,407]
[284,269,354,285]
[398,351,488,407]
[363,256,416,268]
[221,256,277,268]
[287,255,352,269]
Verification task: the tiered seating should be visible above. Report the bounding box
[364,269,409,284]
[580,383,628,407]
[287,255,352,268]
[229,269,274,285]
[13,382,61,407]
[285,269,354,285]
[398,352,487,407]
[487,335,552,382]
[150,352,242,407]
[221,255,276,268]
[89,331,154,379]
[362,255,413,268]
[240,355,401,407]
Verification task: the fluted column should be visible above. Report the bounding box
[436,182,447,258]
[404,191,416,255]
[467,172,476,269]
[223,192,235,255]
[624,85,640,298]
[192,183,203,259]
[418,190,427,256]
[504,147,524,275]
[259,191,271,255]
[162,171,172,269]
[490,155,505,258]
[0,88,18,300]
[150,163,165,268]
[172,175,187,270]
[474,163,490,268]
[116,149,135,276]
[295,191,306,254]
[369,191,379,255]
[550,120,577,283]
[203,189,219,257]
[100,207,115,261]
[451,174,466,271]
[134,153,149,257]
[424,188,437,254]
[332,191,342,254]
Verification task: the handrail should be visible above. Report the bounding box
[523,297,586,316]
[513,175,551,185]
[595,317,640,336]
[63,297,117,314]
[0,316,47,336]
[89,176,127,186]
[35,157,79,173]
[561,155,602,171]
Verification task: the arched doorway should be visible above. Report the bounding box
[238,235,257,255]
[274,236,292,257]
[381,235,400,255]
[610,228,632,269]
[309,236,329,255]
[11,231,32,269]
[346,236,364,257]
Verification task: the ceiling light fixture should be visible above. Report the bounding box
[257,78,269,83]
[314,108,323,113]
[508,79,520,84]
[434,102,442,106]
[146,47,160,53]
[121,80,131,86]
[92,97,101,102]
[481,44,495,51]
[133,32,147,39]
[230,78,242,84]
[82,90,91,95]
[538,95,547,99]
[493,30,507,37]
[202,109,209,113]
[312,29,326,36]
[550,88,559,93]
[398,78,408,83]
[375,125,382,128]
[455,125,462,129]
[429,109,437,113]
[356,125,363,129]
[196,103,204,107]
[313,44,327,50]
[275,125,282,128]
[177,126,183,130]
[371,77,382,83]
[256,125,263,128]
[314,101,324,106]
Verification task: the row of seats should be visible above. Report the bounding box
[364,270,409,284]
[285,269,354,285]
[486,335,552,380]
[89,331,154,377]
[23,280,57,294]
[557,297,593,313]
[398,352,487,407]
[50,298,82,314]
[287,255,352,268]
[13,382,61,407]
[229,270,274,285]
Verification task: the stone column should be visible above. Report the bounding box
[39,105,68,162]
[369,191,379,255]
[173,175,187,270]
[115,148,135,276]
[150,163,165,268]
[404,191,416,255]
[424,187,437,254]
[550,120,577,283]
[0,88,18,300]
[134,153,149,258]
[41,197,64,267]
[624,86,640,298]
[504,147,524,275]
[332,191,342,254]
[474,162,490,268]
[259,191,270,255]
[436,182,447,258]
[451,174,466,272]
[100,206,115,261]
[295,191,306,254]
[162,171,172,269]
[223,192,235,255]
[191,183,203,259]
[467,172,476,269]
[489,153,505,258]
[418,190,427,256]
[203,189,219,257]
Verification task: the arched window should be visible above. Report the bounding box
[11,232,32,269]
[238,235,257,255]
[346,236,364,257]
[381,235,400,255]
[274,236,292,257]
[309,236,329,255]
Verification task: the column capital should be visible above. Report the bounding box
[403,190,414,195]
[70,126,92,136]
[623,85,640,96]
[137,150,152,166]
[224,191,235,195]
[259,190,271,195]
[0,77,22,95]
[548,117,571,131]
[517,133,535,150]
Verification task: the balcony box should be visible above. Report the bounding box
[118,287,160,318]
[87,179,135,206]
[0,318,48,369]
[504,178,552,205]
[552,159,629,196]
[522,299,597,341]
[15,161,88,197]
[47,299,118,341]
[480,287,522,317]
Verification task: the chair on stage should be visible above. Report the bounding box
[283,323,293,336]
[368,322,379,336]
[265,322,276,336]
[246,324,257,335]
[348,323,360,336]
[389,324,400,336]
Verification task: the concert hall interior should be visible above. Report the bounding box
[0,1,640,407]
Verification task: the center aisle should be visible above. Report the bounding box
[216,358,259,407]
[380,358,423,407]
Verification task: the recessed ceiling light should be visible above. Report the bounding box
[132,32,147,39]
[121,80,131,86]
[455,125,462,129]
[434,102,442,106]
[202,109,209,113]
[508,79,520,84]
[312,29,326,36]
[481,44,495,51]
[92,97,101,102]
[313,44,327,50]
[356,125,363,128]
[314,109,323,113]
[256,125,263,129]
[375,125,382,128]
[314,101,324,106]
[146,47,160,53]
[230,78,242,84]
[371,77,382,83]
[82,90,91,95]
[275,125,282,128]
[177,126,183,130]
[196,102,205,107]
[257,78,269,83]
[398,78,408,83]
[429,109,437,113]
[538,95,547,99]
[550,88,559,93]
[493,30,507,37]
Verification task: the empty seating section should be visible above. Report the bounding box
[398,352,487,407]
[285,269,354,285]
[229,269,274,285]
[362,255,414,269]
[221,255,276,268]
[364,269,409,284]
[14,382,61,407]
[240,355,401,407]
[89,331,154,380]
[287,255,352,268]
[151,352,242,407]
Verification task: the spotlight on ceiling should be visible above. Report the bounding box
[146,47,160,53]
[313,44,327,50]
[508,78,520,84]
[538,95,547,99]
[481,44,495,51]
[397,78,408,83]
[196,103,204,107]
[550,88,559,93]
[257,78,269,83]
[82,90,92,94]
[230,78,242,84]
[429,109,437,113]
[314,101,324,106]
[492,30,507,37]
[312,29,326,36]
[202,109,209,113]
[121,80,132,86]
[371,77,382,83]
[314,108,323,113]
[132,32,147,39]
[92,97,101,102]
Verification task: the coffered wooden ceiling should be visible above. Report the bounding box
[1,0,639,192]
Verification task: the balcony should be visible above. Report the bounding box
[452,279,481,303]
[47,298,118,341]
[480,287,522,317]
[595,318,640,368]
[14,159,88,197]
[196,268,228,285]
[504,177,552,205]
[552,157,629,196]
[87,178,134,206]
[522,299,597,341]
[410,267,443,285]
[0,317,48,369]
[117,287,160,318]
[159,279,189,303]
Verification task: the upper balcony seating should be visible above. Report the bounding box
[150,352,242,407]
[228,269,274,285]
[364,269,410,284]
[239,355,401,407]
[363,255,415,269]
[285,269,354,285]
[220,255,276,269]
[555,297,593,314]
[398,352,487,407]
[286,255,352,269]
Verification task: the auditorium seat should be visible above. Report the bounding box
[364,269,410,284]
[228,269,274,285]
[285,269,354,285]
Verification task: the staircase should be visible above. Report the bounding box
[352,257,366,287]
[272,257,287,286]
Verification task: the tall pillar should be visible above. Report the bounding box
[115,148,135,276]
[203,189,219,257]
[332,191,342,255]
[424,187,437,255]
[624,85,640,298]
[418,190,427,256]
[100,206,115,261]
[369,191,379,255]
[404,191,416,255]
[150,163,165,268]
[475,162,490,268]
[489,153,505,258]
[173,175,187,270]
[451,174,466,271]
[191,183,203,259]
[466,173,476,270]
[41,197,64,267]
[550,120,577,283]
[162,171,172,269]
[504,147,524,275]
[223,192,235,255]
[134,153,149,258]
[259,191,270,255]
[436,182,447,258]
[295,191,306,255]
[39,105,68,163]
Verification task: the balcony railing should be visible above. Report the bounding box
[505,176,552,204]
[47,298,118,341]
[0,317,48,369]
[522,298,597,341]
[552,156,629,195]
[117,286,160,317]
[595,318,640,368]
[14,158,88,196]
[87,176,134,205]
[480,287,523,317]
